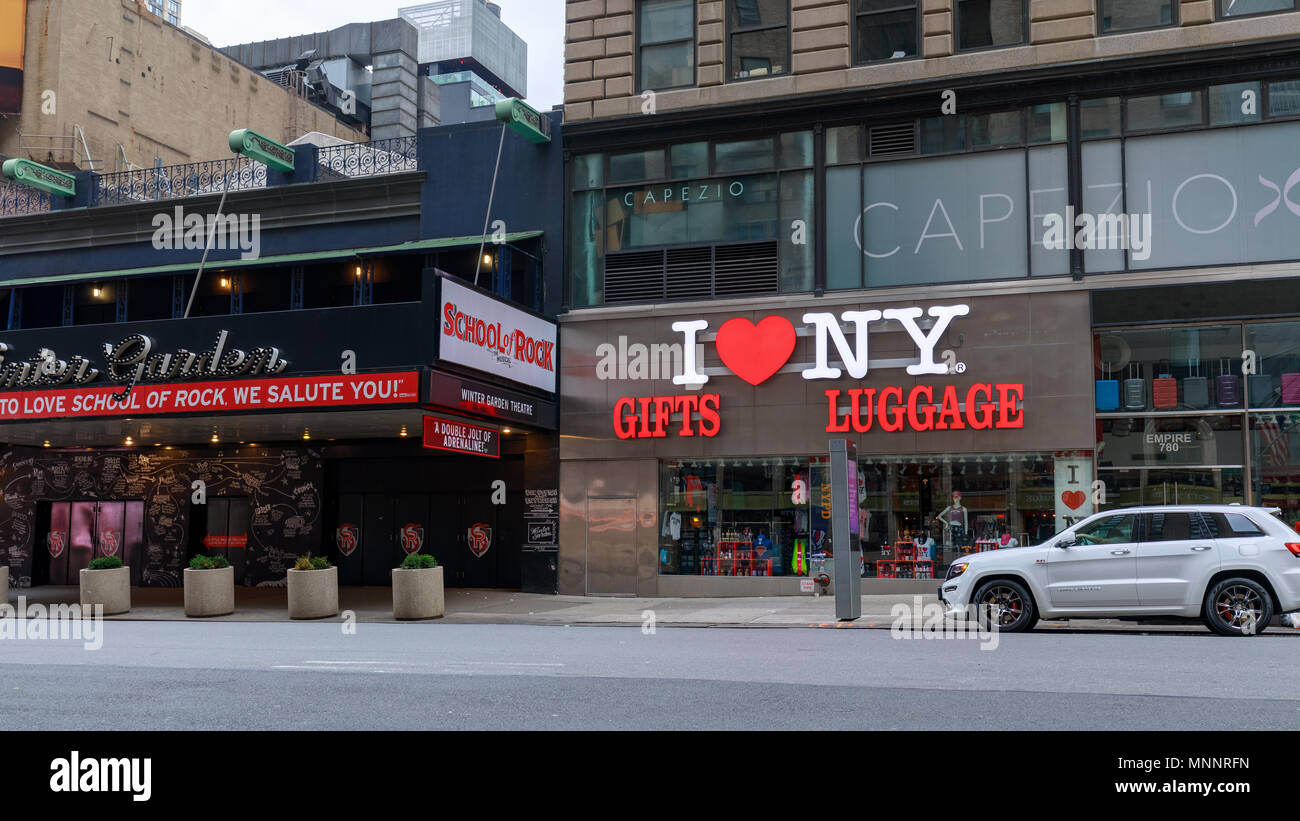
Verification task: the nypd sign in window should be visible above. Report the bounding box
[438,277,558,393]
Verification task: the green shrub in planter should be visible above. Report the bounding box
[400,553,439,569]
[189,554,231,570]
[294,553,332,571]
[88,556,123,570]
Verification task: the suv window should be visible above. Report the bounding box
[1074,514,1136,545]
[1142,512,1192,541]
[1200,512,1267,538]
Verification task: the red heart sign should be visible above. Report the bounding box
[1061,490,1086,511]
[715,316,797,386]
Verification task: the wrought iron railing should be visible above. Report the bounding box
[0,135,423,218]
[94,156,268,206]
[0,181,52,217]
[317,135,419,179]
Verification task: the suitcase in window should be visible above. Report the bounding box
[1123,363,1146,411]
[1282,373,1300,405]
[1248,374,1275,408]
[1183,360,1209,409]
[1096,363,1119,412]
[1152,360,1178,409]
[1215,359,1240,408]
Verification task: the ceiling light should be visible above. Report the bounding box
[355,266,362,278]
[302,428,311,440]
[210,434,219,443]
[43,440,50,448]
[399,426,408,437]
[124,436,134,446]
[92,285,102,298]
[482,253,493,266]
[502,428,511,434]
[219,277,230,289]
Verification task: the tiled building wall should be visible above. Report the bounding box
[564,0,1300,122]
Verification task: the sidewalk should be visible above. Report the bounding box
[11,586,1297,633]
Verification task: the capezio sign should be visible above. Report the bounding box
[440,278,557,393]
[605,304,1025,438]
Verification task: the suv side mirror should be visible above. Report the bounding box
[1055,537,1076,549]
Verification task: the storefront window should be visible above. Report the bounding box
[658,458,809,577]
[1094,326,1243,412]
[1251,412,1300,526]
[1244,320,1300,408]
[1098,468,1245,507]
[573,154,604,189]
[780,131,814,168]
[1099,415,1245,469]
[570,190,604,307]
[660,451,1072,580]
[1209,82,1262,126]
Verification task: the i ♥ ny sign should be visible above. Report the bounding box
[610,303,1026,439]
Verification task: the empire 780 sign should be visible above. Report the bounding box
[605,304,1025,438]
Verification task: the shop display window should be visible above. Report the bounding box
[1097,468,1245,508]
[1244,321,1300,408]
[1251,412,1300,526]
[1099,414,1244,469]
[659,451,1071,581]
[1094,326,1242,413]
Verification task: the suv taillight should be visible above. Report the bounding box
[1286,543,1300,557]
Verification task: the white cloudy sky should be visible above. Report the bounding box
[185,0,566,110]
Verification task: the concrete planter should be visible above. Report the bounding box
[79,566,131,615]
[287,566,338,619]
[391,566,444,620]
[184,566,235,617]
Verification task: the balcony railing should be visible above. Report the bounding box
[0,181,53,217]
[317,136,419,179]
[0,135,424,219]
[94,156,268,206]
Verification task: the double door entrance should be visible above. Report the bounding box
[36,501,145,586]
[333,493,508,587]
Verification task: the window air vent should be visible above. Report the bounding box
[665,246,713,301]
[713,241,779,297]
[604,250,666,304]
[603,241,781,305]
[869,122,916,157]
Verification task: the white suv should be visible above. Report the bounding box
[939,505,1300,636]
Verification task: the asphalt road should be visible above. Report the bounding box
[2,621,1298,730]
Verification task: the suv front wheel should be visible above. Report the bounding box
[973,579,1038,633]
[1203,577,1273,637]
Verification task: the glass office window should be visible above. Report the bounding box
[1219,0,1295,18]
[1099,0,1175,33]
[854,0,918,63]
[956,0,1025,50]
[728,0,790,80]
[639,0,695,91]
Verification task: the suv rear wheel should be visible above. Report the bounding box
[1203,578,1273,637]
[973,579,1038,633]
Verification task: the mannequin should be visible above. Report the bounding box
[934,491,969,549]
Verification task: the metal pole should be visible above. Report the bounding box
[183,168,232,319]
[831,439,862,621]
[474,123,508,288]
